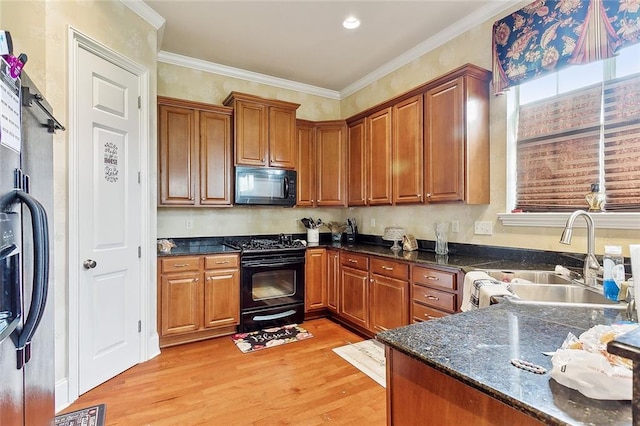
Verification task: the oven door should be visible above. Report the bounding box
[240,253,305,311]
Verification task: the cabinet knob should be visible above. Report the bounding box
[201,197,205,201]
[194,278,199,282]
[426,193,431,198]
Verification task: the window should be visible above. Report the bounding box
[514,44,640,213]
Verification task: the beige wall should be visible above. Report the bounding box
[1,0,158,408]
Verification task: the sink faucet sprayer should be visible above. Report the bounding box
[559,210,602,288]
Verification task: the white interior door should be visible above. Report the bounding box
[76,46,141,394]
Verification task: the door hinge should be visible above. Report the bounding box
[138,96,141,109]
[138,320,141,333]
[138,171,141,184]
[138,246,141,258]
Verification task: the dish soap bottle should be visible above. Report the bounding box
[603,245,625,301]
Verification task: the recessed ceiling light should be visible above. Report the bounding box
[343,16,360,30]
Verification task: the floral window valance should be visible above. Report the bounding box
[492,0,640,94]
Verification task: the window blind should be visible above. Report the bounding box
[603,74,640,211]
[516,85,602,212]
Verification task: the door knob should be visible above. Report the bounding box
[83,259,97,269]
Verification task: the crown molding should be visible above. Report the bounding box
[157,51,341,100]
[120,0,165,30]
[340,1,521,98]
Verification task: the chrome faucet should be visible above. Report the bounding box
[559,210,602,288]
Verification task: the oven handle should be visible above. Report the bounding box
[252,309,297,322]
[241,258,305,268]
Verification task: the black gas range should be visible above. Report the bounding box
[226,235,306,332]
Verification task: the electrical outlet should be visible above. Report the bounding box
[185,219,193,230]
[451,220,459,233]
[474,221,493,235]
[370,218,376,227]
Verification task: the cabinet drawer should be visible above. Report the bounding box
[412,284,457,313]
[412,266,457,291]
[160,257,200,273]
[412,303,448,322]
[340,252,369,271]
[371,258,409,280]
[204,254,239,270]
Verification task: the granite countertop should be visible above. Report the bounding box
[377,300,633,425]
[316,242,564,273]
[157,237,240,257]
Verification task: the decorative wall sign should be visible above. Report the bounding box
[103,141,119,183]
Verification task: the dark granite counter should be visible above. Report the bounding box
[377,300,633,425]
[157,237,240,257]
[315,242,567,273]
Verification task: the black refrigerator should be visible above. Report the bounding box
[0,56,58,425]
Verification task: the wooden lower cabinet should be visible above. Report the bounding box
[158,254,239,347]
[339,264,370,330]
[305,248,327,313]
[327,249,340,313]
[386,347,544,425]
[370,257,410,333]
[411,264,460,322]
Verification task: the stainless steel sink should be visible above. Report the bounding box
[481,269,573,285]
[477,269,626,309]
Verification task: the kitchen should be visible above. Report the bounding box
[1,0,640,424]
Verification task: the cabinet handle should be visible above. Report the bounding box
[382,266,393,270]
[173,264,190,267]
[424,314,437,320]
[426,295,439,300]
[425,275,439,281]
[348,259,358,263]
[215,261,229,264]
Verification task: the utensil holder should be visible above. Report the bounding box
[307,228,319,243]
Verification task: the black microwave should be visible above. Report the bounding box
[235,166,297,207]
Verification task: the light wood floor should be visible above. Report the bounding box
[60,318,386,425]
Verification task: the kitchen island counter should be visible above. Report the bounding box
[377,300,632,425]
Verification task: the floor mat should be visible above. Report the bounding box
[231,323,314,353]
[333,339,386,387]
[55,403,106,426]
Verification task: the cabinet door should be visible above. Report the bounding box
[393,95,424,204]
[269,106,297,169]
[327,249,340,313]
[203,268,240,328]
[424,77,464,202]
[296,121,316,207]
[316,122,347,206]
[200,110,233,205]
[158,104,197,205]
[347,119,367,206]
[305,248,327,311]
[160,272,201,336]
[340,266,369,329]
[235,99,268,166]
[367,107,393,205]
[370,273,409,333]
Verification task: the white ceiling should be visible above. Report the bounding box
[134,1,519,97]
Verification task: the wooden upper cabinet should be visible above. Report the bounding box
[347,119,367,206]
[424,67,490,204]
[158,103,198,205]
[233,99,268,167]
[315,121,347,207]
[269,106,297,169]
[393,95,424,204]
[224,92,300,169]
[367,107,393,205]
[296,120,316,207]
[158,97,233,207]
[200,110,233,205]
